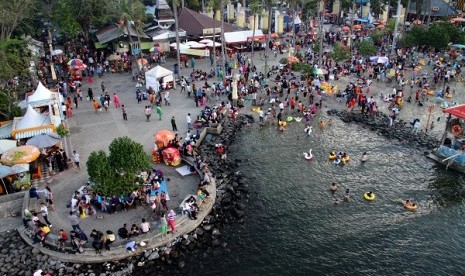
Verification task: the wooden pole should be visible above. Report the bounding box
[425,105,434,133]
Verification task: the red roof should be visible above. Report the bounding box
[443,104,465,119]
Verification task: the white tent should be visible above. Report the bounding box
[27,82,52,103]
[17,106,51,130]
[224,30,264,44]
[145,65,175,90]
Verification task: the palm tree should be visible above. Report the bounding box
[249,0,262,68]
[173,0,182,77]
[119,0,147,74]
[210,0,221,76]
[264,0,276,75]
[221,0,227,75]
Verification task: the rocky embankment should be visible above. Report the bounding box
[328,109,440,150]
[4,115,254,276]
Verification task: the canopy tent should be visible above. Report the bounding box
[224,30,264,44]
[27,82,53,105]
[145,66,175,90]
[11,106,55,139]
[443,104,465,118]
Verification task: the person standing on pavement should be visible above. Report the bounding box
[68,211,82,232]
[171,116,178,131]
[101,82,105,93]
[113,93,120,108]
[40,202,52,227]
[186,113,192,130]
[145,106,152,122]
[72,150,80,172]
[156,105,163,120]
[122,105,128,121]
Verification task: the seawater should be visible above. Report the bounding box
[183,118,465,275]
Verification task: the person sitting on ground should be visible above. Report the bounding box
[118,223,129,239]
[130,224,140,237]
[140,218,151,233]
[124,193,136,210]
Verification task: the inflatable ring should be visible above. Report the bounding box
[294,117,302,122]
[286,116,293,122]
[451,125,462,136]
[404,204,417,211]
[427,90,434,96]
[329,152,336,160]
[364,192,376,201]
[252,107,261,112]
[278,121,287,127]
[446,94,453,99]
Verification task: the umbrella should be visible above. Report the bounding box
[107,54,122,61]
[137,58,148,66]
[11,164,29,174]
[451,17,465,23]
[26,133,61,148]
[150,46,163,53]
[205,41,221,47]
[0,145,40,165]
[154,130,175,147]
[52,49,63,56]
[0,165,13,178]
[67,59,87,70]
[199,39,213,44]
[288,56,299,63]
[0,139,17,155]
[170,43,190,50]
[116,46,129,53]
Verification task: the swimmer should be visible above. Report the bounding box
[366,191,374,198]
[303,149,313,160]
[304,126,313,136]
[361,152,367,162]
[330,182,337,194]
[343,189,350,201]
[333,158,342,165]
[334,198,341,205]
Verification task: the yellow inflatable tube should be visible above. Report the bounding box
[329,152,336,160]
[404,203,417,211]
[364,192,375,201]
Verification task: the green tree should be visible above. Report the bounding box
[356,41,377,56]
[87,150,114,196]
[330,43,350,62]
[0,39,31,120]
[0,0,34,41]
[51,1,82,39]
[87,137,150,196]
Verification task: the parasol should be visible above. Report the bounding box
[150,46,163,53]
[0,165,13,178]
[0,145,40,165]
[154,130,175,147]
[0,139,17,155]
[26,133,61,148]
[205,41,221,47]
[199,39,213,44]
[107,54,122,61]
[67,59,87,70]
[52,49,63,56]
[137,58,148,66]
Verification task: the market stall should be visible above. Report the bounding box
[145,65,175,90]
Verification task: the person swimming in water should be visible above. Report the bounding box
[330,183,337,194]
[361,152,367,162]
[343,189,350,201]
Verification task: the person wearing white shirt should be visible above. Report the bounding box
[186,113,192,130]
[140,218,151,233]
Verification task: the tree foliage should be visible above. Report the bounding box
[0,0,34,41]
[87,137,150,196]
[0,39,31,120]
[330,43,351,62]
[400,22,465,49]
[356,40,377,56]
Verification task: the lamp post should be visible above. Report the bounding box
[47,27,57,81]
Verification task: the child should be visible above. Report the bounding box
[58,229,68,251]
